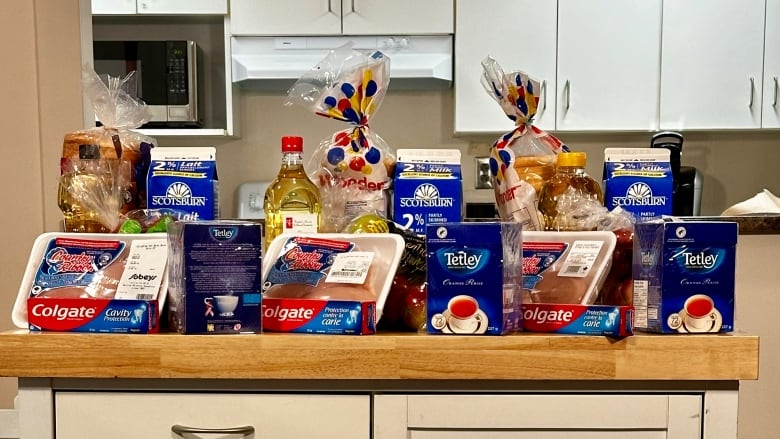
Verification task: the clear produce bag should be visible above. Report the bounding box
[481,57,567,230]
[60,67,157,229]
[286,43,396,233]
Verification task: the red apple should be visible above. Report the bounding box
[401,281,427,331]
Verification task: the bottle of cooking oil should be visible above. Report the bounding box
[538,152,603,231]
[263,136,321,250]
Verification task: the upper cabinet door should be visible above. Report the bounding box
[454,0,557,134]
[230,0,343,35]
[341,0,453,35]
[763,0,780,128]
[92,0,136,14]
[660,0,765,130]
[136,0,228,14]
[556,0,661,131]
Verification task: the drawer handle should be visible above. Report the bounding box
[749,76,755,108]
[171,424,255,437]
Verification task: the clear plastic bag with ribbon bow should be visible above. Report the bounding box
[481,56,568,231]
[286,43,396,233]
[59,66,157,232]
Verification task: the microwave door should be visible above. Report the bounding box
[164,41,199,124]
[137,42,170,123]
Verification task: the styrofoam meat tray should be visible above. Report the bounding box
[261,233,405,323]
[12,232,169,328]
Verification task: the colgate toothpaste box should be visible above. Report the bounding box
[522,304,633,336]
[262,298,376,334]
[27,298,159,333]
[633,219,737,333]
[167,221,262,334]
[426,222,523,335]
[393,149,462,235]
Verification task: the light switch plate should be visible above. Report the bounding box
[475,157,492,189]
[236,181,271,219]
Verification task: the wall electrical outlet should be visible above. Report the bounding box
[475,157,492,189]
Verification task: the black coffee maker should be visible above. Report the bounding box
[650,131,700,216]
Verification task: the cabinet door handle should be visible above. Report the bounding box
[749,76,755,108]
[327,0,333,14]
[773,76,778,108]
[172,424,255,437]
[564,79,570,110]
[541,79,547,111]
[351,0,357,14]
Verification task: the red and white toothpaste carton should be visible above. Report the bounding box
[521,303,633,336]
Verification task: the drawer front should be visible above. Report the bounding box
[56,392,369,439]
[406,394,676,429]
[411,432,665,439]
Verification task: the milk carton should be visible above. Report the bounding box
[603,148,673,221]
[167,221,262,333]
[393,149,462,235]
[148,147,219,220]
[426,222,522,335]
[633,219,737,333]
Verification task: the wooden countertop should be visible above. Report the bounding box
[0,330,758,381]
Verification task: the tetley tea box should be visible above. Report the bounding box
[393,149,462,235]
[426,222,522,335]
[633,219,737,333]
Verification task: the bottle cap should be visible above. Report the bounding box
[281,136,303,152]
[557,152,586,167]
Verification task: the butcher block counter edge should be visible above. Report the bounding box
[0,331,758,381]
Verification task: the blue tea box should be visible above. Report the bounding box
[167,221,262,334]
[393,149,462,235]
[632,219,737,333]
[603,148,673,221]
[426,222,522,335]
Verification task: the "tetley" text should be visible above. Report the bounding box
[444,251,482,269]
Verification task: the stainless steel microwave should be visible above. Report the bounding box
[93,40,200,127]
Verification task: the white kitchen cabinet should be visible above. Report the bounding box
[374,394,702,439]
[229,0,453,36]
[454,0,660,134]
[660,0,765,130]
[556,0,661,131]
[56,392,369,439]
[454,0,557,134]
[763,0,780,128]
[92,0,228,15]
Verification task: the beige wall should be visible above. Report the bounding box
[1,3,778,438]
[0,0,85,409]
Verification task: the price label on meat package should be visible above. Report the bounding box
[559,240,604,278]
[114,239,168,301]
[325,252,374,284]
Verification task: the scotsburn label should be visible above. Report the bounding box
[394,149,462,235]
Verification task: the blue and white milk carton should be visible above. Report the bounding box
[426,222,522,335]
[393,149,462,235]
[148,147,219,220]
[633,219,737,333]
[603,148,673,221]
[166,221,262,333]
